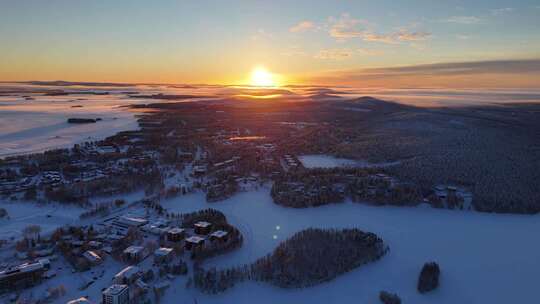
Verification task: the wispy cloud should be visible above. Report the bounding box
[327,13,367,40]
[356,59,540,76]
[490,8,514,16]
[395,30,431,42]
[357,48,384,56]
[442,16,483,24]
[456,34,471,40]
[361,29,431,44]
[250,29,273,41]
[314,48,353,60]
[289,21,316,33]
[310,59,540,88]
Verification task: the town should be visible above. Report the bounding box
[1,95,534,304]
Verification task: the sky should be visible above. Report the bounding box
[1,0,539,88]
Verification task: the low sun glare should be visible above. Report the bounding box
[250,67,277,87]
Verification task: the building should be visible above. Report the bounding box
[114,266,140,284]
[210,230,229,242]
[185,236,205,250]
[194,221,212,235]
[83,250,102,265]
[0,259,49,291]
[118,216,148,227]
[123,245,145,262]
[102,284,129,304]
[67,297,92,304]
[166,227,185,242]
[193,165,207,176]
[154,247,174,263]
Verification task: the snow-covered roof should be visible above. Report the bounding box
[167,227,185,234]
[123,245,144,255]
[194,221,211,228]
[83,250,101,263]
[114,266,140,280]
[67,297,92,304]
[154,247,173,256]
[210,230,228,238]
[118,216,148,227]
[186,236,205,243]
[103,284,129,296]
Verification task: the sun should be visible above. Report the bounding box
[250,66,278,87]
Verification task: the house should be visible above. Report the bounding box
[447,186,458,193]
[102,284,129,304]
[154,247,174,263]
[194,221,212,235]
[166,227,185,242]
[114,266,140,284]
[210,230,229,242]
[97,146,117,155]
[123,246,145,262]
[185,236,205,250]
[193,165,207,176]
[83,250,102,265]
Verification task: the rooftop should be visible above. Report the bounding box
[194,221,212,228]
[154,247,173,256]
[103,284,128,296]
[123,245,144,255]
[210,230,229,238]
[167,227,185,234]
[186,236,205,243]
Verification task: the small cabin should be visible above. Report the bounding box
[123,246,145,262]
[209,230,229,243]
[166,227,185,242]
[154,247,174,263]
[194,221,212,235]
[185,236,205,250]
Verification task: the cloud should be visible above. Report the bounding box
[395,30,431,41]
[326,14,431,44]
[362,30,431,44]
[456,34,471,40]
[490,8,514,16]
[442,16,483,24]
[353,59,540,77]
[250,29,273,41]
[357,48,384,56]
[309,59,540,88]
[328,13,367,40]
[362,33,397,44]
[289,21,316,33]
[314,49,353,60]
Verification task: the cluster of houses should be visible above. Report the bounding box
[0,176,34,195]
[281,154,300,171]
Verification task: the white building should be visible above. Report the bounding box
[102,284,129,304]
[114,266,140,284]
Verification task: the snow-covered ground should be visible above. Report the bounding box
[153,187,540,304]
[0,201,84,240]
[299,154,399,169]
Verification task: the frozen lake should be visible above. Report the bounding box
[0,92,139,157]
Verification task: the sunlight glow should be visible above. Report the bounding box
[250,67,277,87]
